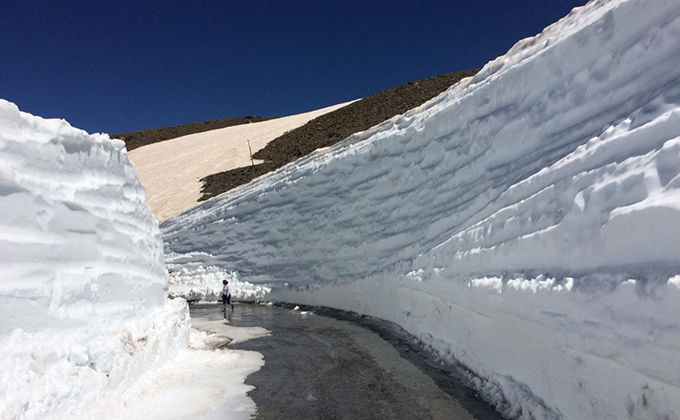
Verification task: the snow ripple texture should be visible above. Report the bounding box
[163,0,680,418]
[0,100,190,420]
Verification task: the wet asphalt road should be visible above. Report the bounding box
[189,303,503,420]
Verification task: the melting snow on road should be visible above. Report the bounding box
[163,0,680,418]
[65,319,268,420]
[166,258,271,302]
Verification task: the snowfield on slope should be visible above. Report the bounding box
[127,100,356,222]
[162,0,680,419]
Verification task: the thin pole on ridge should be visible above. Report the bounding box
[247,139,254,167]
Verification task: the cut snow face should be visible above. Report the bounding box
[128,101,355,222]
[162,0,680,419]
[0,100,190,420]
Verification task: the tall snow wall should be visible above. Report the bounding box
[0,100,190,420]
[163,0,680,418]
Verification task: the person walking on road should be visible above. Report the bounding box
[222,279,234,316]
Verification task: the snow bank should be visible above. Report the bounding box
[64,325,266,420]
[162,0,680,418]
[111,347,263,420]
[0,100,190,420]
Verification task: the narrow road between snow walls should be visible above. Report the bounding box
[162,0,680,418]
[65,302,504,420]
[193,302,505,420]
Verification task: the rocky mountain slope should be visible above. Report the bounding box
[200,69,478,200]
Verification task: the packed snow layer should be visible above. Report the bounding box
[127,100,356,222]
[163,0,680,418]
[0,100,190,420]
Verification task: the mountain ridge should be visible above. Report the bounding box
[199,69,479,200]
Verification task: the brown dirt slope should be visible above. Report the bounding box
[200,68,478,201]
[113,115,272,151]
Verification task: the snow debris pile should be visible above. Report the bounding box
[166,256,271,301]
[162,0,680,418]
[0,100,190,420]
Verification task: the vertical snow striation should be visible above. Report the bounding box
[163,0,680,418]
[0,100,190,420]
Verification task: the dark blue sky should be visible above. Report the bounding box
[1,0,584,134]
